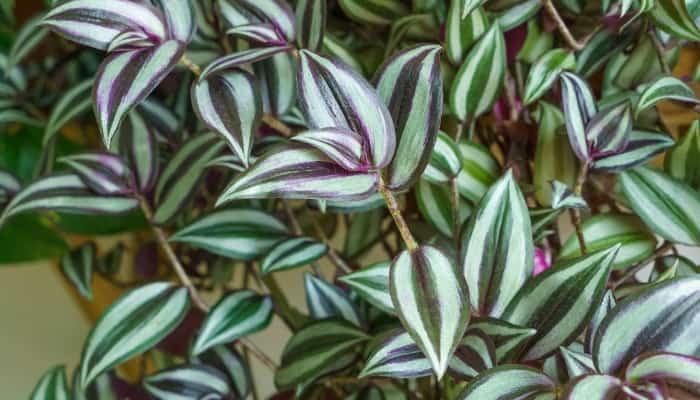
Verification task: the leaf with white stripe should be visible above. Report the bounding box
[360,329,432,379]
[195,346,251,399]
[298,50,396,169]
[461,170,533,317]
[586,102,633,159]
[619,166,700,245]
[584,290,616,354]
[261,237,328,275]
[191,290,273,356]
[650,0,700,41]
[457,140,501,204]
[636,75,699,116]
[503,246,619,361]
[524,49,575,105]
[305,273,363,327]
[61,242,96,300]
[227,23,285,45]
[457,366,556,400]
[449,328,497,380]
[626,352,700,395]
[594,277,700,374]
[144,364,231,400]
[0,169,20,206]
[43,79,93,145]
[559,346,596,378]
[375,45,443,190]
[78,282,190,388]
[60,152,135,196]
[8,15,48,70]
[149,0,195,42]
[666,121,700,190]
[416,179,472,237]
[296,0,326,51]
[593,130,675,172]
[106,30,153,52]
[390,245,470,378]
[493,0,542,31]
[117,111,159,192]
[170,208,289,260]
[199,45,293,80]
[423,132,462,184]
[30,366,70,400]
[255,52,297,116]
[560,72,597,161]
[218,0,296,42]
[450,24,506,123]
[192,70,261,167]
[561,375,623,400]
[292,128,366,171]
[445,5,489,65]
[470,317,538,363]
[337,0,408,25]
[550,181,587,210]
[339,261,393,314]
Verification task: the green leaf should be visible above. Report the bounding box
[456,140,500,204]
[170,208,289,261]
[423,132,463,184]
[636,75,699,116]
[343,208,383,259]
[60,242,96,300]
[457,365,556,400]
[524,49,575,105]
[503,246,619,361]
[191,290,273,356]
[255,51,298,116]
[561,375,623,399]
[30,365,70,400]
[296,0,326,51]
[560,72,597,161]
[625,352,700,395]
[43,79,93,145]
[518,20,553,64]
[305,273,363,326]
[337,0,408,25]
[461,171,533,317]
[79,282,190,388]
[360,328,432,379]
[550,181,587,210]
[448,328,497,380]
[594,277,700,374]
[194,346,251,399]
[8,14,48,70]
[584,290,616,354]
[592,130,675,173]
[390,245,470,378]
[416,179,471,237]
[339,261,393,314]
[650,0,700,41]
[144,364,232,400]
[470,317,538,363]
[619,166,700,245]
[560,213,656,270]
[261,237,327,275]
[559,346,596,378]
[586,102,633,159]
[665,120,700,190]
[445,5,489,64]
[493,0,542,31]
[0,214,68,264]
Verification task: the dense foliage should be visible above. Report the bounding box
[1,0,700,398]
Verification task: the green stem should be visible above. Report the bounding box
[570,162,590,254]
[378,175,419,252]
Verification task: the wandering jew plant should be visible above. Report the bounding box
[3,0,700,398]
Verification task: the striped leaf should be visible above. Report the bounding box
[0,169,20,205]
[636,75,699,116]
[255,51,297,117]
[577,30,634,78]
[337,0,408,25]
[461,171,533,317]
[0,109,43,127]
[457,140,500,204]
[8,15,49,70]
[0,174,138,228]
[30,366,70,400]
[218,0,296,42]
[106,30,153,52]
[559,346,596,378]
[652,255,699,279]
[191,290,273,356]
[261,237,327,275]
[144,364,231,400]
[153,133,225,224]
[584,290,616,354]
[594,277,700,374]
[561,375,623,400]
[42,0,167,51]
[450,24,506,123]
[423,132,463,184]
[503,246,620,361]
[78,282,190,388]
[457,366,556,400]
[149,0,195,43]
[493,0,542,31]
[560,72,597,161]
[593,130,675,172]
[550,181,587,210]
[170,208,289,261]
[195,346,251,399]
[60,152,135,196]
[117,111,159,192]
[560,214,656,270]
[416,179,471,237]
[626,352,700,394]
[93,40,184,148]
[227,23,285,46]
[338,261,393,314]
[586,102,633,159]
[390,245,470,378]
[650,0,700,41]
[305,273,363,326]
[298,50,396,169]
[361,329,432,379]
[666,121,700,190]
[43,79,93,145]
[292,128,366,171]
[470,317,538,363]
[275,319,370,389]
[200,45,293,80]
[619,166,700,245]
[60,242,96,300]
[445,5,489,65]
[524,49,575,105]
[449,328,497,380]
[217,146,378,203]
[192,70,261,167]
[376,45,443,191]
[295,0,326,51]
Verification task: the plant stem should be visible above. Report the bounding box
[570,162,590,254]
[542,0,597,50]
[238,338,278,370]
[378,176,419,252]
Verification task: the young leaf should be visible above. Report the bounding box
[305,273,363,327]
[449,328,497,380]
[665,121,700,190]
[60,152,134,196]
[292,128,367,171]
[106,30,153,52]
[191,290,273,356]
[594,277,700,374]
[338,261,394,314]
[194,346,252,399]
[227,23,286,46]
[423,132,463,184]
[43,79,93,145]
[450,24,506,123]
[60,242,96,300]
[79,282,190,388]
[170,208,289,261]
[470,317,538,363]
[445,5,489,65]
[337,0,408,26]
[593,130,675,172]
[461,171,533,317]
[619,166,700,246]
[457,365,556,400]
[636,75,700,116]
[218,0,296,42]
[360,329,433,379]
[457,140,500,204]
[524,49,575,105]
[559,346,596,378]
[261,237,328,275]
[295,0,326,51]
[30,365,70,400]
[586,102,633,159]
[192,69,261,167]
[390,245,470,378]
[650,0,700,42]
[550,181,587,210]
[117,111,159,192]
[503,246,619,361]
[561,375,623,400]
[625,352,700,394]
[375,45,443,191]
[200,45,293,79]
[560,72,597,161]
[144,364,231,400]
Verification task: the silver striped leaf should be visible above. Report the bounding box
[217,0,296,42]
[461,170,533,317]
[292,128,366,171]
[78,282,190,388]
[106,30,153,52]
[170,208,289,261]
[376,44,443,191]
[256,52,297,117]
[41,79,92,144]
[449,23,506,123]
[650,0,700,41]
[192,69,261,167]
[149,0,195,43]
[8,14,49,70]
[194,346,252,399]
[0,168,20,206]
[503,246,620,361]
[651,255,699,280]
[298,50,396,169]
[550,181,587,210]
[337,0,408,26]
[423,132,462,184]
[137,98,181,139]
[217,145,379,203]
[470,317,538,363]
[666,120,700,190]
[117,111,159,192]
[343,208,383,258]
[0,173,139,228]
[586,102,633,159]
[390,245,470,378]
[261,237,328,275]
[60,242,96,300]
[295,0,326,51]
[619,166,700,246]
[320,193,384,214]
[493,0,542,31]
[457,140,501,204]
[275,319,370,389]
[227,23,286,46]
[636,75,700,116]
[360,329,433,379]
[143,364,231,400]
[457,365,556,400]
[559,213,656,270]
[448,328,497,380]
[30,365,70,400]
[560,72,597,161]
[415,179,472,238]
[561,375,623,400]
[191,290,273,356]
[524,49,575,105]
[559,346,596,379]
[594,277,700,374]
[153,133,225,224]
[584,290,616,354]
[60,152,135,196]
[338,261,394,314]
[93,40,184,148]
[322,34,364,75]
[592,130,675,173]
[305,273,363,327]
[625,352,700,395]
[576,29,634,78]
[445,5,489,65]
[199,45,293,80]
[42,0,167,51]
